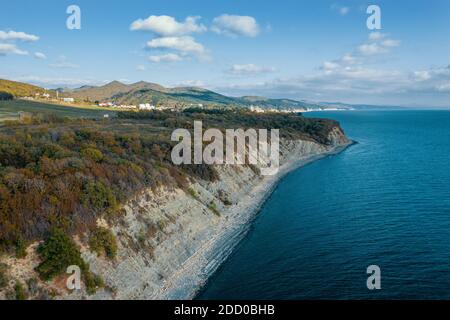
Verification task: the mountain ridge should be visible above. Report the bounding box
[60,80,342,110]
[1,78,354,110]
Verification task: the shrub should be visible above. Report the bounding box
[26,278,39,296]
[82,181,117,212]
[35,229,85,281]
[80,147,104,162]
[186,188,199,201]
[15,236,27,259]
[218,189,232,206]
[88,227,118,259]
[208,201,221,217]
[35,229,104,295]
[83,271,105,295]
[14,282,28,300]
[0,91,13,101]
[0,263,8,289]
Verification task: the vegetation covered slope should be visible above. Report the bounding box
[0,108,343,255]
[62,81,130,102]
[0,79,48,98]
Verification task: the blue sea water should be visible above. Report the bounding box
[197,110,450,300]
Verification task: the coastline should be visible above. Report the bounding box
[0,130,353,300]
[154,139,354,300]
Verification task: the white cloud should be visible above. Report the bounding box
[0,43,28,56]
[339,7,350,15]
[228,64,276,75]
[136,65,146,71]
[212,14,260,37]
[341,54,358,64]
[148,53,184,63]
[0,30,39,42]
[436,82,450,92]
[214,29,450,107]
[130,15,206,36]
[218,64,450,107]
[358,33,400,55]
[381,39,401,48]
[414,71,431,81]
[331,4,350,16]
[49,61,79,69]
[368,32,386,41]
[146,36,205,55]
[34,52,46,59]
[322,61,340,71]
[358,42,388,55]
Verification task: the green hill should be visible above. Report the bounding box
[63,81,332,110]
[0,79,49,98]
[61,80,131,102]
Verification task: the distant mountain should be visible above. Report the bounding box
[130,81,167,92]
[62,81,131,102]
[319,101,405,110]
[1,78,355,111]
[240,96,322,109]
[61,81,347,110]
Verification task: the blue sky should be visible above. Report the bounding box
[1,0,450,106]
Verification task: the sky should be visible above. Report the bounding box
[1,0,450,107]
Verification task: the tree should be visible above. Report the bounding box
[35,229,85,281]
[0,91,13,101]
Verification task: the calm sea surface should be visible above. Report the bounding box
[197,110,450,299]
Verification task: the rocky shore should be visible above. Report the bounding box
[80,126,351,300]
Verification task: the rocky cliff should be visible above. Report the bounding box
[0,125,350,300]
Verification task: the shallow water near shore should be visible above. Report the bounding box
[197,110,450,300]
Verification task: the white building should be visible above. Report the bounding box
[63,98,74,103]
[99,102,115,107]
[139,103,156,111]
[117,105,137,109]
[249,105,265,113]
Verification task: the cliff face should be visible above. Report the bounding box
[0,125,350,300]
[72,126,350,300]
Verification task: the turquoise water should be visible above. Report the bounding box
[197,110,450,299]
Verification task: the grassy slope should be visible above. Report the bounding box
[0,109,342,252]
[0,100,117,122]
[0,79,48,97]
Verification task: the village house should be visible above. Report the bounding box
[249,106,266,113]
[116,105,137,110]
[139,103,156,110]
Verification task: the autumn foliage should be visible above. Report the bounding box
[0,109,341,254]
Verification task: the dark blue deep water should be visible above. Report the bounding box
[197,110,450,300]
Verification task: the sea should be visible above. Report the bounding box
[197,110,450,299]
